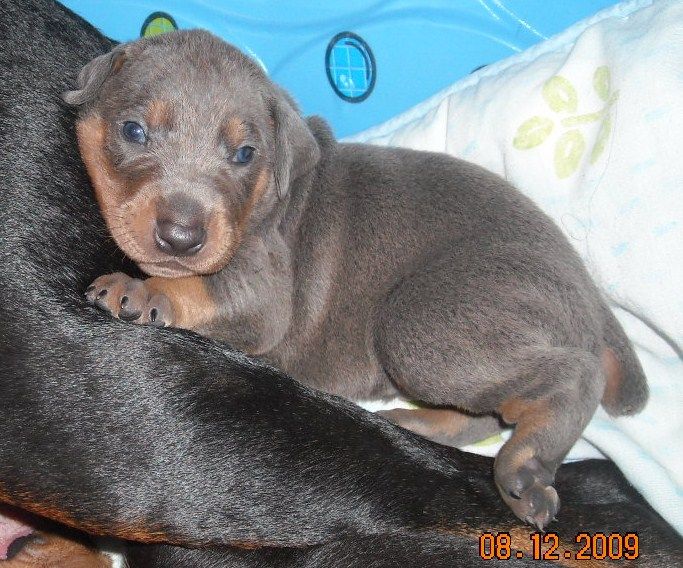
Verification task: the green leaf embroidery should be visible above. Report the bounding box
[543,76,578,113]
[593,66,611,101]
[513,66,615,178]
[513,116,554,149]
[554,129,585,178]
[590,114,612,164]
[561,111,603,127]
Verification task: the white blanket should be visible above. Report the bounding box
[347,0,683,533]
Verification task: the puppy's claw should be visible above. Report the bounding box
[144,295,173,327]
[148,308,166,327]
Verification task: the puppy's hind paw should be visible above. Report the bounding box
[495,459,560,531]
[86,272,174,327]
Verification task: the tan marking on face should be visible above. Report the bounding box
[145,99,174,129]
[77,115,150,259]
[77,115,165,266]
[223,117,247,149]
[76,115,121,218]
[77,116,270,278]
[145,275,217,329]
[236,167,270,234]
[121,187,159,258]
[383,408,474,439]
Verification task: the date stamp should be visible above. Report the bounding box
[479,531,639,561]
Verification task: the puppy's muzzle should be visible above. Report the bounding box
[154,218,206,256]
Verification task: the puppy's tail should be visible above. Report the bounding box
[600,302,649,416]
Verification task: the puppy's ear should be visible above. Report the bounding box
[269,88,320,199]
[62,44,128,106]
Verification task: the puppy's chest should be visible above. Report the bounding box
[203,249,391,399]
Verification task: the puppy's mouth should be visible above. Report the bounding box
[138,259,200,278]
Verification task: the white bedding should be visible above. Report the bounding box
[348,0,683,533]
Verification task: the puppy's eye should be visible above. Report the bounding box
[122,121,146,144]
[233,146,255,164]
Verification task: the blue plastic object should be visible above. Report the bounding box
[59,0,618,137]
[326,32,376,103]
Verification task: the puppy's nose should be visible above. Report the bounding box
[155,219,206,256]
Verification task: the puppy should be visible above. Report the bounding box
[66,30,648,529]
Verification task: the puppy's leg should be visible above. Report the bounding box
[494,348,603,529]
[374,246,605,528]
[378,408,503,447]
[86,272,215,329]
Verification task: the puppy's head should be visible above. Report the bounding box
[64,30,320,277]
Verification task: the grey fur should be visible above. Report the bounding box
[68,30,648,528]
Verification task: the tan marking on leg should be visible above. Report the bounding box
[505,446,536,473]
[499,398,527,425]
[500,398,552,438]
[381,408,502,447]
[145,275,217,329]
[601,347,623,410]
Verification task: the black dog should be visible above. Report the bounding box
[0,1,680,566]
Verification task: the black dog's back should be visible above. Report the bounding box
[127,458,683,567]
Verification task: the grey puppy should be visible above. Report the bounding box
[65,30,647,529]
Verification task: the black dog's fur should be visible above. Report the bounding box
[0,0,681,566]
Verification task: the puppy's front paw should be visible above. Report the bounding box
[86,272,174,327]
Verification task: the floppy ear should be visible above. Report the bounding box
[62,44,128,106]
[270,88,321,199]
